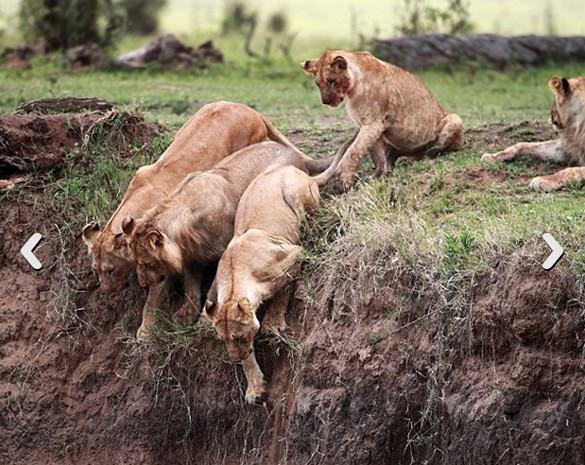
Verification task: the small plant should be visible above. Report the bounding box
[441,231,477,277]
[396,0,474,36]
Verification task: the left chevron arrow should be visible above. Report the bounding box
[20,233,43,270]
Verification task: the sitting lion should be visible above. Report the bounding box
[122,142,330,339]
[301,50,464,188]
[203,164,320,404]
[482,76,585,191]
[81,101,314,340]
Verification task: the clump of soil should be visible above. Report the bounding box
[0,98,163,178]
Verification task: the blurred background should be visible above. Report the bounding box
[1,0,585,56]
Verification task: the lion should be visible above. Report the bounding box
[301,50,464,188]
[482,76,585,191]
[203,164,320,404]
[301,50,464,187]
[81,101,318,340]
[122,142,330,339]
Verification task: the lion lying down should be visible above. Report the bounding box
[82,101,321,340]
[122,142,330,339]
[482,76,585,191]
[203,165,320,404]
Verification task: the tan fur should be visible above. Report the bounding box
[81,101,311,339]
[123,143,327,339]
[203,165,320,404]
[482,76,585,191]
[301,50,464,187]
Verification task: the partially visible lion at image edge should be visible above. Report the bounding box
[482,76,585,191]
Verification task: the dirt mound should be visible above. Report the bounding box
[0,98,163,178]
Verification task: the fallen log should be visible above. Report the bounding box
[373,34,585,70]
[115,34,224,69]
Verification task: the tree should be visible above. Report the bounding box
[19,0,122,51]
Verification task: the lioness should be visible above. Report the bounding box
[81,101,312,340]
[482,76,585,191]
[122,142,330,338]
[203,164,320,404]
[301,50,464,187]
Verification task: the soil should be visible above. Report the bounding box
[1,121,584,465]
[0,105,163,179]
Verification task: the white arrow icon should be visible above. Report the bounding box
[20,233,43,270]
[541,233,564,271]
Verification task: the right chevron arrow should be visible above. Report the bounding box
[541,233,564,271]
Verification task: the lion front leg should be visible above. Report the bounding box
[241,349,267,404]
[333,123,386,188]
[530,166,585,192]
[136,278,170,341]
[262,285,293,334]
[482,140,566,164]
[174,267,202,326]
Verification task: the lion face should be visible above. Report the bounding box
[302,53,352,107]
[548,76,574,130]
[82,222,133,291]
[204,297,260,362]
[121,216,182,288]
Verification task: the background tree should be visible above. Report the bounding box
[19,0,123,51]
[121,0,167,35]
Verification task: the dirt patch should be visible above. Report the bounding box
[0,98,163,179]
[467,121,558,151]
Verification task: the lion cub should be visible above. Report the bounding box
[203,165,320,404]
[122,142,328,338]
[302,50,464,187]
[482,76,585,191]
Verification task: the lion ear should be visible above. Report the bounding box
[237,297,253,318]
[202,299,218,322]
[331,55,348,73]
[82,221,100,246]
[146,230,163,251]
[301,59,318,75]
[549,76,571,96]
[121,216,135,236]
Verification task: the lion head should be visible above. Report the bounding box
[82,221,133,291]
[203,297,260,362]
[121,216,182,287]
[549,76,585,131]
[301,51,353,107]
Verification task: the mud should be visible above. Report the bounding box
[1,121,584,465]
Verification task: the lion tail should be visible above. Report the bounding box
[261,115,336,175]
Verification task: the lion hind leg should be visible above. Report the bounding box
[530,166,585,191]
[426,113,464,158]
[482,140,567,164]
[242,350,267,404]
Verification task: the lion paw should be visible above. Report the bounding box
[136,324,152,341]
[481,153,496,163]
[529,176,560,192]
[245,381,267,405]
[173,302,199,326]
